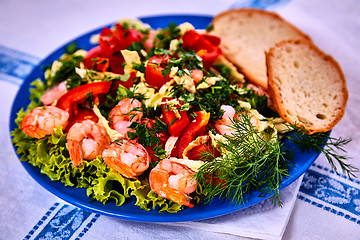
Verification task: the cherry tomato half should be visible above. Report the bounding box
[145,55,171,88]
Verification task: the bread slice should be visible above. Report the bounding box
[211,8,310,90]
[266,39,348,134]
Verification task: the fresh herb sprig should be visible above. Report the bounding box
[127,118,167,160]
[153,23,181,49]
[195,112,293,207]
[46,54,84,89]
[282,124,356,178]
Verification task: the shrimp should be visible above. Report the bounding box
[66,119,111,167]
[109,98,143,137]
[41,81,67,105]
[101,139,150,179]
[20,106,69,138]
[214,105,260,135]
[214,105,237,136]
[149,158,197,207]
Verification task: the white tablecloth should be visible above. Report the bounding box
[1,0,360,239]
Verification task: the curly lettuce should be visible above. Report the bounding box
[11,79,186,213]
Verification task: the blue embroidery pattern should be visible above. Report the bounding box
[299,167,360,223]
[33,204,92,240]
[312,163,360,185]
[297,195,360,224]
[24,203,60,240]
[230,0,291,10]
[74,214,100,240]
[0,44,39,86]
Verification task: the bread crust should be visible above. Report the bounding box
[211,8,310,90]
[266,39,348,134]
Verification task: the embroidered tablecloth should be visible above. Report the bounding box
[1,0,359,239]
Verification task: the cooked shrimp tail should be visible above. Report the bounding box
[20,106,69,139]
[41,81,67,106]
[149,158,197,207]
[101,139,151,179]
[66,119,111,167]
[109,98,143,137]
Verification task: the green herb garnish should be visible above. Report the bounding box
[196,112,293,206]
[283,124,356,178]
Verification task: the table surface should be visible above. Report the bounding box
[1,0,360,239]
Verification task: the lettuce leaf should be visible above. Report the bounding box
[11,108,187,213]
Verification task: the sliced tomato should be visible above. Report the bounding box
[83,46,111,72]
[205,175,227,188]
[83,46,102,69]
[145,55,171,88]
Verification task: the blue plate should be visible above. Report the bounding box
[9,14,321,222]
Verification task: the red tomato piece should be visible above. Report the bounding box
[83,46,103,70]
[161,97,190,137]
[145,55,171,88]
[99,28,120,57]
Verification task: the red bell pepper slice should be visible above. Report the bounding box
[65,108,98,132]
[161,97,190,137]
[98,24,143,74]
[177,111,210,158]
[181,30,201,49]
[186,142,220,160]
[93,57,110,72]
[182,30,221,69]
[202,34,221,46]
[56,81,112,130]
[205,175,227,188]
[196,48,221,69]
[56,81,112,112]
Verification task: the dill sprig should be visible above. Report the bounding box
[195,113,293,207]
[282,124,357,178]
